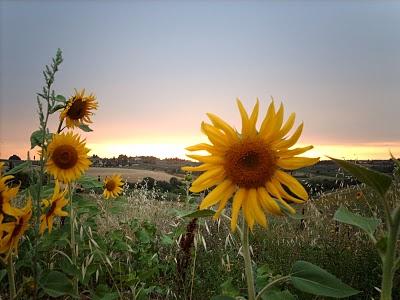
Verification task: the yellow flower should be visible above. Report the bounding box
[0,174,23,218]
[60,89,98,129]
[46,132,91,183]
[103,174,123,199]
[183,99,319,231]
[0,199,32,257]
[39,181,69,234]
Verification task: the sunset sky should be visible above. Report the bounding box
[1,1,399,160]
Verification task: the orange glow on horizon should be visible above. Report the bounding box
[2,137,400,161]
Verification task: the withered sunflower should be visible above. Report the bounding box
[60,89,98,129]
[46,132,91,183]
[183,99,319,231]
[103,174,123,199]
[0,199,32,257]
[39,181,69,234]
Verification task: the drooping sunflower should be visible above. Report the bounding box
[60,89,98,129]
[183,99,319,231]
[103,174,123,199]
[39,181,69,234]
[46,132,91,183]
[0,199,32,257]
[0,174,23,218]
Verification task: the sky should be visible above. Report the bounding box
[1,0,399,160]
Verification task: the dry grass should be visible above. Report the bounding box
[86,167,182,183]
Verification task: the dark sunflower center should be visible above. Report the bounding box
[12,221,23,238]
[67,98,86,120]
[224,138,277,189]
[52,145,79,169]
[106,180,116,191]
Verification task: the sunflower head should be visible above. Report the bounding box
[46,132,91,183]
[39,181,69,234]
[103,174,123,199]
[60,89,98,129]
[0,173,22,218]
[183,99,319,231]
[0,198,32,257]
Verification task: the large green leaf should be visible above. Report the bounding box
[3,161,31,176]
[260,290,296,300]
[77,175,103,189]
[39,271,77,298]
[334,206,380,237]
[290,261,360,298]
[181,209,215,218]
[329,157,392,197]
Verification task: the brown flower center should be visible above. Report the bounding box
[67,98,86,120]
[224,138,277,189]
[52,145,78,169]
[105,180,116,191]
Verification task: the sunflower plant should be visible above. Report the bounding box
[330,156,400,300]
[184,99,359,300]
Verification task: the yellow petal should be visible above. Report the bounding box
[191,167,224,186]
[190,175,225,193]
[237,99,250,136]
[186,154,224,165]
[230,188,246,232]
[213,184,236,219]
[274,123,303,149]
[275,112,296,140]
[277,157,320,170]
[185,143,222,154]
[266,182,296,214]
[248,188,267,228]
[200,180,234,209]
[201,122,229,148]
[242,191,254,230]
[259,101,276,137]
[182,164,215,172]
[275,170,308,200]
[248,99,259,137]
[207,113,238,140]
[278,145,313,158]
[257,187,281,215]
[271,178,304,204]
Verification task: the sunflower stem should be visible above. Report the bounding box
[242,220,256,300]
[68,183,79,296]
[7,254,16,299]
[380,206,400,300]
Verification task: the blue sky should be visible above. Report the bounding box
[1,1,399,159]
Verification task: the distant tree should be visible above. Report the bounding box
[8,154,21,170]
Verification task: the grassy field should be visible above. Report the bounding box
[86,167,182,183]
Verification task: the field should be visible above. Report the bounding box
[86,167,182,183]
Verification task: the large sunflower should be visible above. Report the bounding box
[0,199,32,257]
[46,132,91,183]
[183,99,319,231]
[60,89,98,129]
[103,174,123,199]
[39,181,69,234]
[0,174,23,218]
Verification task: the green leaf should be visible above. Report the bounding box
[79,124,93,132]
[39,271,77,298]
[50,103,65,114]
[181,209,215,218]
[220,277,239,297]
[260,290,296,300]
[334,206,380,237]
[160,234,174,246]
[3,161,30,176]
[329,157,392,197]
[55,94,66,103]
[30,130,44,149]
[77,175,103,189]
[290,260,360,298]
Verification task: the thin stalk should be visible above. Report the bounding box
[241,220,256,300]
[7,254,16,299]
[255,275,290,300]
[68,183,78,296]
[380,206,400,300]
